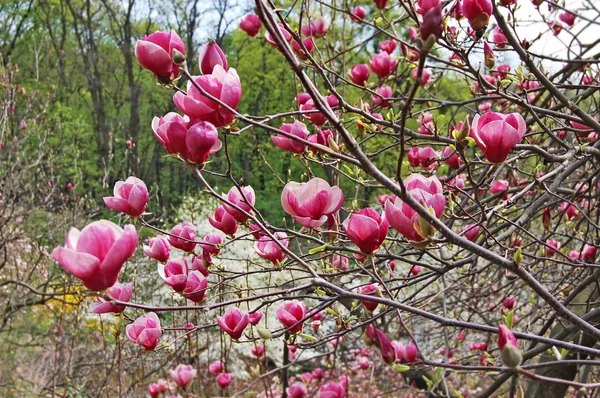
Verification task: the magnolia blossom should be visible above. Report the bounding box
[407,146,438,168]
[199,41,228,74]
[183,271,208,302]
[158,257,189,292]
[222,185,255,222]
[371,86,393,108]
[350,6,366,22]
[92,282,133,314]
[151,114,222,166]
[379,40,396,54]
[385,174,445,242]
[52,221,138,291]
[169,221,197,252]
[126,312,162,350]
[287,382,308,398]
[103,176,149,217]
[173,65,242,127]
[240,14,262,36]
[265,23,293,49]
[462,224,480,241]
[301,16,328,37]
[135,30,185,80]
[255,232,289,264]
[369,52,397,79]
[248,311,263,325]
[498,325,522,368]
[281,177,344,228]
[462,0,493,31]
[216,372,232,389]
[471,112,526,163]
[209,360,224,375]
[319,382,346,398]
[332,255,349,271]
[342,208,389,254]
[143,236,171,262]
[348,64,370,86]
[209,205,238,235]
[272,121,309,153]
[170,364,196,388]
[217,307,249,339]
[357,283,379,312]
[277,300,307,334]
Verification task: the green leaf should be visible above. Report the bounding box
[309,244,330,255]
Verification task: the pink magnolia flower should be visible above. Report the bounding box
[292,37,315,60]
[503,297,515,310]
[277,300,306,334]
[385,174,445,242]
[582,245,598,262]
[411,265,423,275]
[200,233,223,256]
[415,0,441,14]
[373,0,388,9]
[471,112,526,163]
[492,26,508,48]
[92,282,133,314]
[152,114,222,166]
[191,256,210,276]
[209,361,223,375]
[265,23,293,49]
[168,221,197,252]
[296,93,311,106]
[404,341,419,362]
[126,312,162,350]
[407,146,438,168]
[379,40,397,54]
[248,311,263,325]
[348,64,370,86]
[251,345,265,357]
[287,382,308,398]
[209,205,238,235]
[281,177,344,228]
[301,17,328,38]
[333,255,349,271]
[148,384,160,398]
[217,307,249,339]
[52,221,138,291]
[342,208,389,254]
[413,67,433,85]
[308,129,334,152]
[357,356,371,369]
[173,65,242,127]
[441,146,462,169]
[462,0,493,31]
[183,271,208,302]
[158,257,189,292]
[169,364,196,388]
[240,14,262,36]
[420,5,444,41]
[391,341,405,362]
[357,283,379,311]
[103,176,149,217]
[462,224,480,241]
[350,6,366,22]
[199,41,228,74]
[216,372,232,389]
[319,381,346,398]
[222,185,255,222]
[545,239,561,256]
[369,52,397,79]
[498,324,517,351]
[559,202,579,219]
[272,121,309,153]
[300,95,338,126]
[143,236,171,262]
[255,232,289,264]
[371,86,393,108]
[490,179,510,195]
[135,30,185,80]
[559,11,576,27]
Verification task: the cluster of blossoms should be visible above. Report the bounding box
[44,0,600,395]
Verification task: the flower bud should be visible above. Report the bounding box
[501,342,522,368]
[484,41,495,68]
[199,40,228,75]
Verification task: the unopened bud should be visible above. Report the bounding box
[500,343,522,368]
[172,49,186,65]
[256,327,272,340]
[484,41,495,69]
[514,247,522,265]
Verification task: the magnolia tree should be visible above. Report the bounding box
[49,0,600,397]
